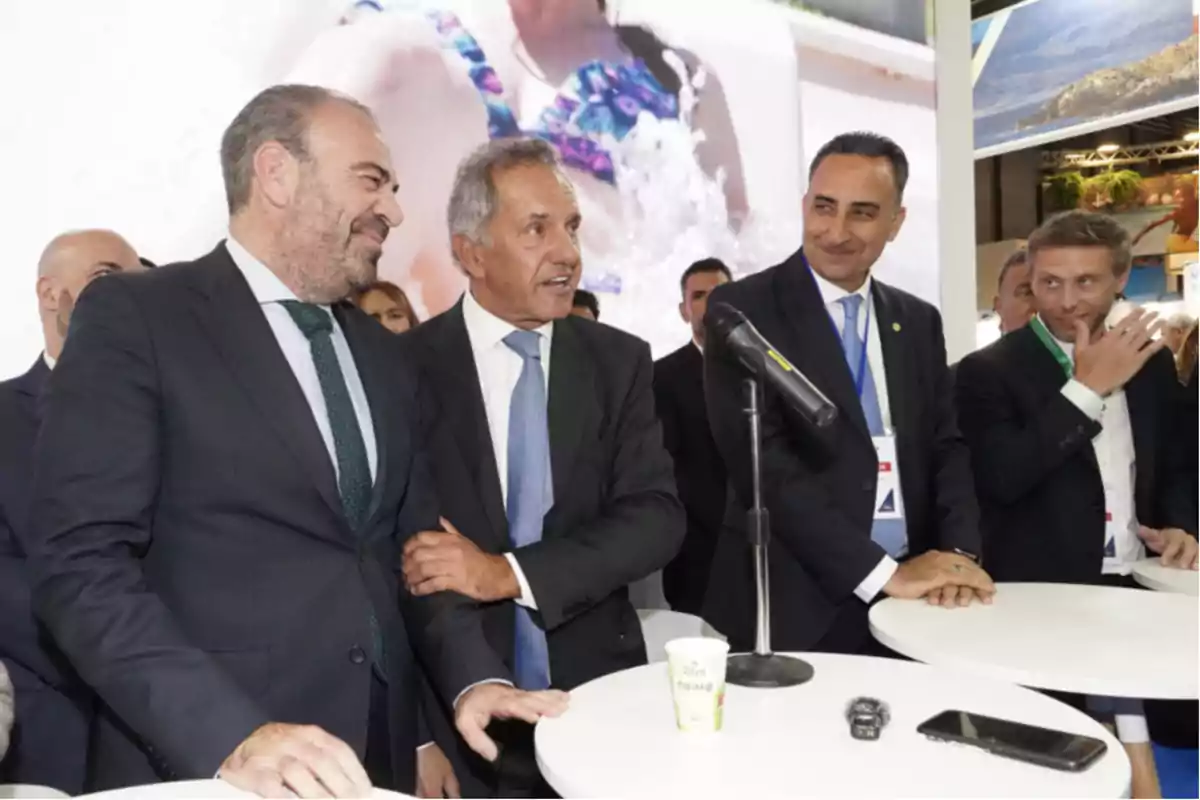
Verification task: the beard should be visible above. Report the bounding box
[279,178,387,304]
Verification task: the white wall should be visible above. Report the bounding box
[0,0,346,379]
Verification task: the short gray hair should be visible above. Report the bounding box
[220,84,374,214]
[447,138,563,250]
[1027,210,1132,276]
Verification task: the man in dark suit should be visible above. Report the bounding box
[25,85,564,799]
[399,138,684,796]
[703,132,994,656]
[0,230,143,792]
[955,211,1197,796]
[653,258,732,615]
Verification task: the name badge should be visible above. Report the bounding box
[1103,511,1116,558]
[873,435,904,521]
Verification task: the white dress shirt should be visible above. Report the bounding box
[1042,316,1147,743]
[225,237,377,483]
[808,269,900,602]
[1044,321,1143,575]
[461,290,551,610]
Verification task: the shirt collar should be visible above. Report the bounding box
[461,289,554,354]
[43,352,57,370]
[225,235,303,306]
[808,262,872,308]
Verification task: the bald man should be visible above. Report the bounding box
[0,229,142,791]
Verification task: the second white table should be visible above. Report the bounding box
[1130,558,1199,596]
[869,583,1198,699]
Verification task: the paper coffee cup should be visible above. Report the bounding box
[665,637,730,733]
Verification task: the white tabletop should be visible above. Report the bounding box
[76,780,413,799]
[870,583,1198,699]
[534,653,1129,798]
[1130,558,1200,596]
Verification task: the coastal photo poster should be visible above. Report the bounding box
[973,0,1199,158]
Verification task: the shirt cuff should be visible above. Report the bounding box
[417,741,436,751]
[1060,379,1104,420]
[855,555,899,603]
[505,552,538,610]
[452,679,513,711]
[1115,712,1149,744]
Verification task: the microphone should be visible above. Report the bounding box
[707,301,837,428]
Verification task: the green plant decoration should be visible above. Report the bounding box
[1046,171,1084,211]
[1082,170,1145,211]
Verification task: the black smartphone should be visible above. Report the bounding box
[917,710,1108,772]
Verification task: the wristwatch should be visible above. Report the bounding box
[951,548,980,565]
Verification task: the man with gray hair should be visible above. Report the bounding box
[399,137,683,796]
[27,85,565,799]
[0,229,143,793]
[993,247,1034,335]
[1164,311,1196,357]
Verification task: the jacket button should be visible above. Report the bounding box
[348,646,367,665]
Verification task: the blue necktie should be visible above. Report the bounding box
[503,330,553,690]
[838,295,907,558]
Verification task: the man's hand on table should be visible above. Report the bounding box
[416,743,460,798]
[455,683,569,762]
[219,722,372,798]
[883,551,996,607]
[1138,526,1199,570]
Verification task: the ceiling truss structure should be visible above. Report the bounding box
[1041,139,1200,172]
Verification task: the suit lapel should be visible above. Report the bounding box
[775,254,871,443]
[334,303,390,527]
[14,359,50,425]
[1123,362,1156,507]
[188,246,346,528]
[547,319,599,514]
[438,305,508,543]
[871,282,911,437]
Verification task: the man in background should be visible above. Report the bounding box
[956,210,1197,798]
[570,289,599,321]
[993,248,1034,335]
[1163,312,1195,357]
[653,258,732,614]
[399,138,683,796]
[703,132,993,657]
[26,86,562,798]
[0,229,143,793]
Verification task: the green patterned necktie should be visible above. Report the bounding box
[280,301,372,530]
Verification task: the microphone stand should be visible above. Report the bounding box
[726,377,815,687]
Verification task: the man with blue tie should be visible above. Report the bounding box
[702,132,994,657]
[399,138,684,797]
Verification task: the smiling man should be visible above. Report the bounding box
[702,132,994,659]
[397,137,683,797]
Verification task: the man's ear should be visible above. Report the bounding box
[252,141,300,209]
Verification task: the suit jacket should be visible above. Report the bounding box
[702,249,981,652]
[955,325,1198,583]
[25,246,506,792]
[653,342,726,615]
[0,359,93,791]
[400,302,684,689]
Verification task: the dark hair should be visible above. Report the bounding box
[1027,210,1132,277]
[808,132,909,200]
[355,280,420,327]
[680,258,732,294]
[220,84,375,214]
[572,289,600,320]
[598,0,684,96]
[996,248,1027,292]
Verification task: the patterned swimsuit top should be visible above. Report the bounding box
[347,1,681,185]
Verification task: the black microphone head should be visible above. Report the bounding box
[706,301,747,344]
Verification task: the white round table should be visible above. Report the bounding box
[76,780,413,799]
[870,583,1198,699]
[1130,559,1199,596]
[534,654,1129,798]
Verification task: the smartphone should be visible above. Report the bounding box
[917,710,1108,772]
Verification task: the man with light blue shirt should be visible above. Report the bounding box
[26,84,565,799]
[702,132,994,657]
